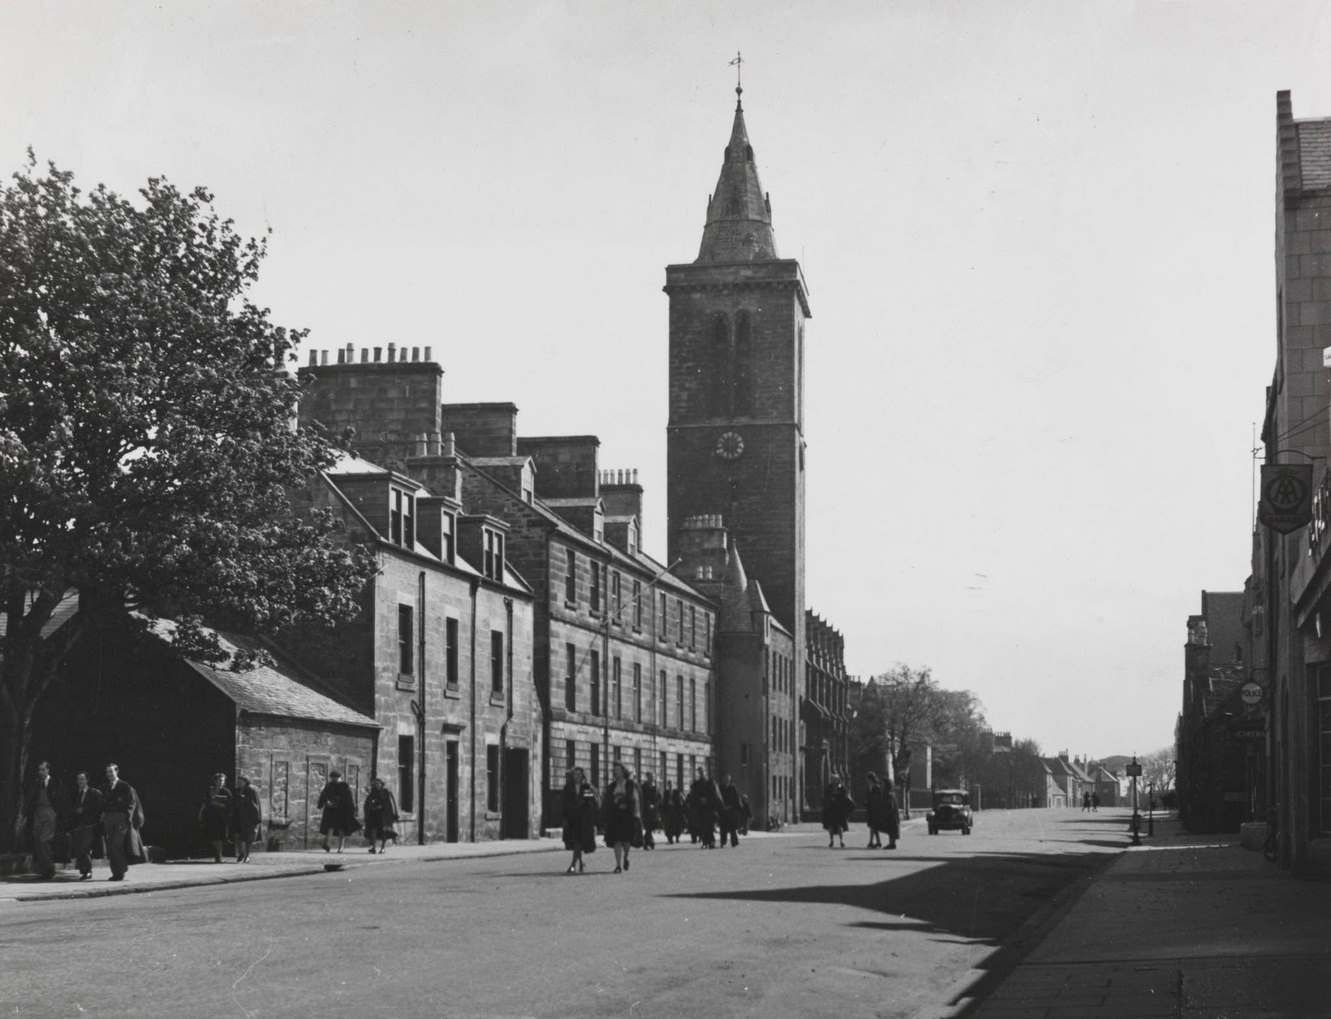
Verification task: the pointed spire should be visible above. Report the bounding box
[696,85,778,264]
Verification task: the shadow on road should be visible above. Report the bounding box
[665,846,1111,945]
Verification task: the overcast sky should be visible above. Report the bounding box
[9,1,1331,759]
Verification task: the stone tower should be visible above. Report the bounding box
[665,86,811,656]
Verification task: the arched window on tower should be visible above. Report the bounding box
[709,314,731,417]
[733,311,754,416]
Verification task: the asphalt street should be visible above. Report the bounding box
[0,810,1130,1019]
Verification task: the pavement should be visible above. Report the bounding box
[0,835,567,903]
[941,813,1331,1018]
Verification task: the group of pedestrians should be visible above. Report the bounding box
[822,771,901,850]
[196,772,263,863]
[314,770,401,855]
[560,766,756,873]
[17,761,144,882]
[1081,791,1100,812]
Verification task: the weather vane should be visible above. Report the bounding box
[730,50,743,108]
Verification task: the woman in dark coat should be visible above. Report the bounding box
[317,770,360,853]
[363,777,400,855]
[865,772,891,849]
[232,775,261,863]
[561,767,598,873]
[661,781,684,844]
[602,762,641,874]
[688,768,719,849]
[198,772,233,863]
[639,773,660,850]
[822,774,854,849]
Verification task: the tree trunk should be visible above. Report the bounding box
[0,703,29,854]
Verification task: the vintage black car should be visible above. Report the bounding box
[926,788,973,835]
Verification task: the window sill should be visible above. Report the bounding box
[395,674,416,691]
[442,684,461,700]
[485,811,501,821]
[489,694,507,707]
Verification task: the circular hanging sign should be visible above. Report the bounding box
[1240,681,1264,706]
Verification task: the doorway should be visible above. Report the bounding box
[445,740,460,843]
[502,748,529,839]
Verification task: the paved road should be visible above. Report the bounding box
[1,810,1130,1018]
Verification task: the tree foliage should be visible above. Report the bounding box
[0,156,377,849]
[850,665,989,793]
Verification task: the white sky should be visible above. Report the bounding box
[8,0,1331,759]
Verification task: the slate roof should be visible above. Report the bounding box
[146,616,379,729]
[1297,119,1331,190]
[461,458,708,602]
[320,453,532,593]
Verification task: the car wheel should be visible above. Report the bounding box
[962,826,971,835]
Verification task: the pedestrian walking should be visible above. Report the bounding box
[739,792,752,835]
[661,781,684,844]
[561,767,597,873]
[317,769,360,853]
[602,762,641,874]
[865,771,889,849]
[822,774,853,848]
[198,772,233,863]
[718,774,742,848]
[1082,791,1091,812]
[232,775,261,863]
[363,777,400,854]
[688,768,720,849]
[19,760,67,879]
[883,780,901,850]
[639,773,660,850]
[67,770,103,880]
[1091,792,1100,812]
[101,763,144,882]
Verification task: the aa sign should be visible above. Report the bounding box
[1259,463,1313,534]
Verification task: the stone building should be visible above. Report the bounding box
[32,609,379,855]
[675,514,798,827]
[803,612,851,810]
[664,85,852,817]
[279,444,542,844]
[1177,592,1248,833]
[297,354,716,831]
[1242,90,1331,874]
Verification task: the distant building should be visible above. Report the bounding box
[1176,593,1248,833]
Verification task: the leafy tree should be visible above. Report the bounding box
[0,157,376,850]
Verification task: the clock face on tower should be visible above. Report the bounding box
[715,430,745,461]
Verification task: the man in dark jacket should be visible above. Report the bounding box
[718,774,742,848]
[67,771,104,879]
[102,763,143,882]
[21,760,67,879]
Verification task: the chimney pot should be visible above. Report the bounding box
[424,345,432,362]
[373,347,382,362]
[308,350,318,366]
[360,348,369,363]
[412,346,420,362]
[388,342,397,361]
[320,350,329,365]
[337,348,346,364]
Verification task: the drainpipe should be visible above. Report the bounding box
[417,571,427,845]
[501,596,515,836]
[469,576,479,842]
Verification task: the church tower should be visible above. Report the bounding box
[665,83,810,659]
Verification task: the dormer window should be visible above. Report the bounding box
[482,527,504,582]
[390,488,414,549]
[440,511,456,565]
